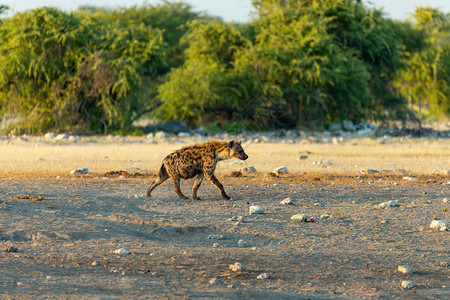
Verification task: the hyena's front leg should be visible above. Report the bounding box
[204,165,230,200]
[192,172,204,200]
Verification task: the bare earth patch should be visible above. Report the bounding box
[0,138,449,298]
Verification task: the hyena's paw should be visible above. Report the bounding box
[222,194,231,200]
[193,196,201,201]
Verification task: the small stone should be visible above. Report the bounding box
[314,202,323,206]
[430,220,447,230]
[443,198,448,203]
[280,198,293,205]
[313,160,323,166]
[257,273,269,279]
[291,213,308,222]
[113,248,131,255]
[249,205,264,215]
[273,166,288,175]
[92,261,100,266]
[361,169,379,174]
[369,181,374,185]
[4,246,18,252]
[209,277,223,285]
[240,166,257,173]
[237,239,248,247]
[229,216,245,222]
[298,155,308,160]
[377,200,398,208]
[440,261,448,267]
[401,281,414,289]
[320,213,331,220]
[212,243,220,247]
[398,265,413,274]
[70,167,89,175]
[403,176,417,181]
[208,234,224,240]
[229,262,243,272]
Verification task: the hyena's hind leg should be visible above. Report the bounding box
[146,164,169,197]
[192,172,204,200]
[172,175,189,200]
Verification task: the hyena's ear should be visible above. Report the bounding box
[227,140,236,148]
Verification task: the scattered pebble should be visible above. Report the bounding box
[237,239,248,247]
[4,246,18,252]
[377,200,398,209]
[280,198,293,205]
[314,202,323,206]
[401,280,414,289]
[291,213,308,222]
[229,216,245,222]
[212,243,220,247]
[209,277,223,285]
[403,176,417,181]
[430,220,447,231]
[113,248,131,255]
[208,234,224,240]
[443,198,448,203]
[298,155,308,160]
[240,166,257,173]
[398,265,413,274]
[320,213,331,220]
[313,160,323,166]
[272,166,288,175]
[229,262,243,272]
[361,169,379,174]
[440,261,449,267]
[257,273,269,279]
[249,205,264,215]
[70,167,89,175]
[92,261,100,266]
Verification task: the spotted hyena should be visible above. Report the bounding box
[146,140,248,200]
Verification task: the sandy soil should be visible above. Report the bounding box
[0,169,448,299]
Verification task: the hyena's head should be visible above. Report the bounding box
[228,140,248,161]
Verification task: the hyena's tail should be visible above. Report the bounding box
[147,163,170,197]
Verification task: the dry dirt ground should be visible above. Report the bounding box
[0,170,449,299]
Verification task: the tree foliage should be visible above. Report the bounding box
[0,1,448,134]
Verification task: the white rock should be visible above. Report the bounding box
[229,216,245,222]
[70,167,89,175]
[291,213,308,221]
[430,220,447,230]
[237,239,248,247]
[92,261,100,266]
[320,213,331,220]
[443,198,448,203]
[212,243,219,247]
[280,198,293,205]
[44,132,57,139]
[401,281,414,289]
[249,205,264,215]
[209,277,223,285]
[361,169,379,174]
[240,166,257,173]
[403,176,417,181]
[398,265,413,274]
[314,202,323,206]
[113,248,130,255]
[208,234,224,240]
[154,131,168,139]
[229,262,243,272]
[257,273,269,279]
[377,200,398,208]
[313,160,323,165]
[273,166,288,175]
[177,132,190,137]
[55,133,70,140]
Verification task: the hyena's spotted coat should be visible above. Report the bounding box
[146,140,248,200]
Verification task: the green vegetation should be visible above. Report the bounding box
[0,0,448,134]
